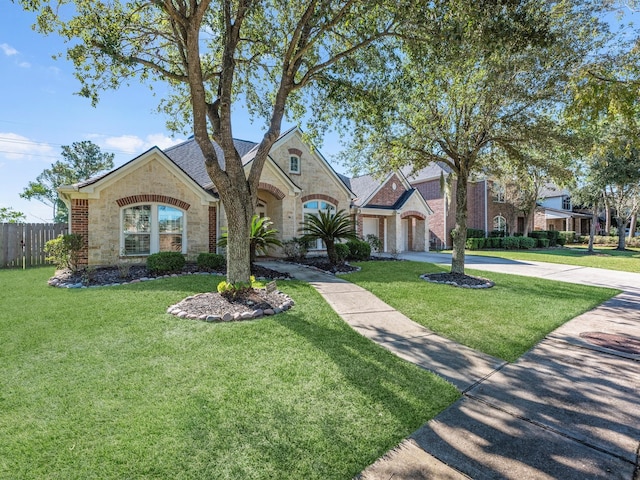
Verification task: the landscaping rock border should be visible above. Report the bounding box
[166,289,294,322]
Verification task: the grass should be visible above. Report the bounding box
[460,246,640,273]
[344,261,619,362]
[0,267,459,480]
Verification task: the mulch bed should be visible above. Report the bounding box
[421,272,494,289]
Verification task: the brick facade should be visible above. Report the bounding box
[368,173,405,206]
[71,198,89,266]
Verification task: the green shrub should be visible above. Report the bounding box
[546,230,560,247]
[489,230,506,238]
[466,237,487,250]
[346,239,371,261]
[281,237,310,261]
[519,237,536,249]
[558,231,576,244]
[503,236,520,249]
[146,251,185,274]
[365,234,383,253]
[334,243,350,264]
[467,228,485,239]
[217,276,256,300]
[487,237,503,248]
[538,238,550,248]
[197,253,225,271]
[530,231,548,240]
[44,234,84,272]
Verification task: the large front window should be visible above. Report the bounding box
[303,200,335,250]
[122,204,185,255]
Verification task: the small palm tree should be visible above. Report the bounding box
[300,209,358,265]
[219,215,282,266]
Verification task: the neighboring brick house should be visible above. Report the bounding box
[347,172,433,253]
[534,184,591,234]
[58,127,432,266]
[405,164,590,249]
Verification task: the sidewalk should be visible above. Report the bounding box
[258,256,640,479]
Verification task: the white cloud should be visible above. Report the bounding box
[0,43,18,56]
[0,133,55,161]
[97,133,184,154]
[18,61,31,68]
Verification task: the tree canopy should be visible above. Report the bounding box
[21,0,411,283]
[335,0,607,273]
[20,140,114,223]
[0,207,26,223]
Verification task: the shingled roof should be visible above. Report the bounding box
[164,137,258,190]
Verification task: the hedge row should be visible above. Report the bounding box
[466,236,536,250]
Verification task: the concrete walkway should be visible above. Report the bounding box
[258,255,640,479]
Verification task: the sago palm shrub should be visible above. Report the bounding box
[300,209,358,265]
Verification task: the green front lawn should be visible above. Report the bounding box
[463,246,640,273]
[345,261,619,362]
[0,268,458,480]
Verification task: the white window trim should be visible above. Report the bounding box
[303,200,336,250]
[493,215,507,232]
[289,154,301,174]
[120,203,187,256]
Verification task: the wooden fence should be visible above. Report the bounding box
[0,223,68,268]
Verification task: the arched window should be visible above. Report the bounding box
[303,200,336,250]
[122,204,185,255]
[493,215,507,234]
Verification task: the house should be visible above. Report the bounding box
[533,183,591,234]
[58,128,432,267]
[405,164,591,249]
[348,171,433,253]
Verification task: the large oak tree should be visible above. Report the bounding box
[336,1,606,274]
[21,0,410,283]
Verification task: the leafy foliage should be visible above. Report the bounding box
[20,141,114,222]
[20,0,410,284]
[146,252,186,274]
[0,207,25,223]
[346,239,371,261]
[300,209,357,265]
[44,234,84,272]
[197,252,226,271]
[334,0,606,273]
[218,215,282,265]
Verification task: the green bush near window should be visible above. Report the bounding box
[346,239,371,261]
[146,251,186,274]
[465,237,485,250]
[197,253,225,271]
[559,231,576,244]
[519,237,536,249]
[44,234,84,272]
[334,243,350,264]
[546,230,560,246]
[503,236,520,249]
[489,229,506,238]
[467,228,485,239]
[488,237,503,248]
[538,238,550,248]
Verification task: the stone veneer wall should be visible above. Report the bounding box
[84,156,215,266]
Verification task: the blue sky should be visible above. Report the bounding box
[0,3,345,222]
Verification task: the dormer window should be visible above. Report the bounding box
[289,155,300,174]
[562,196,571,210]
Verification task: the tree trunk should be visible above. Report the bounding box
[604,198,611,234]
[615,215,626,251]
[326,239,337,265]
[451,172,468,274]
[523,209,533,237]
[588,207,597,253]
[628,212,637,241]
[219,187,253,284]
